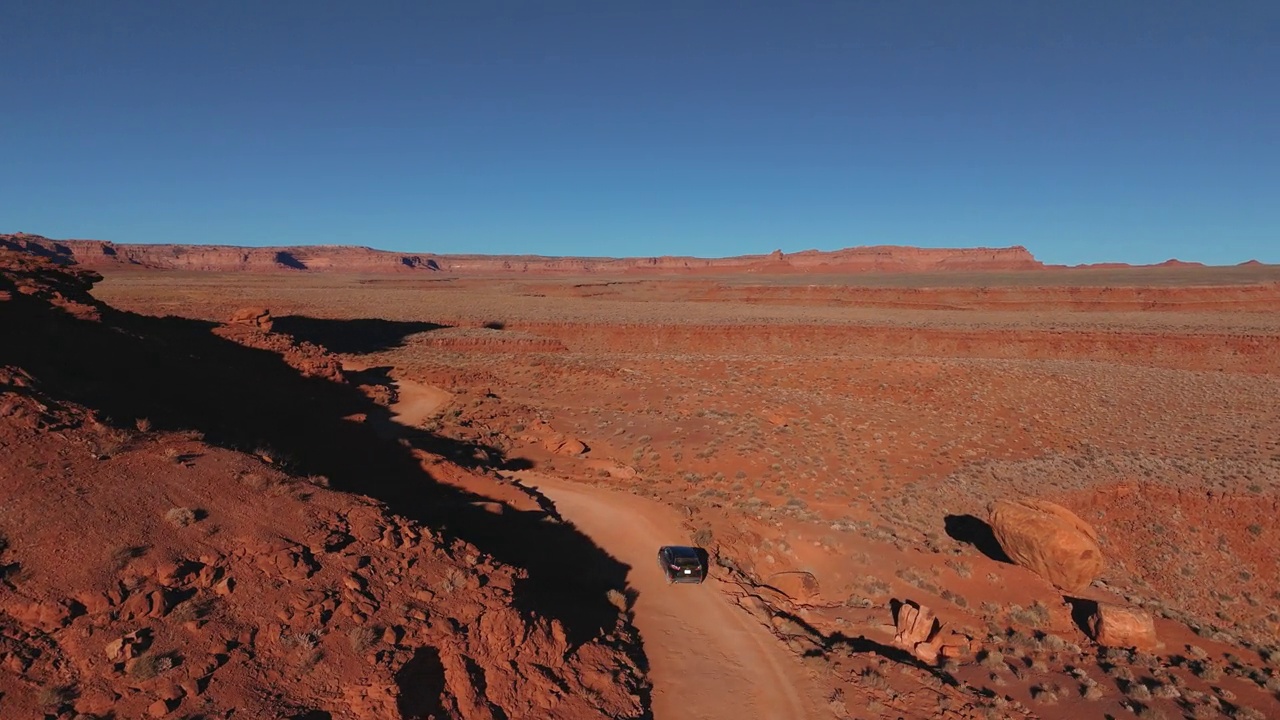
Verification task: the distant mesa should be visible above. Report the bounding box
[2,233,1054,275]
[1066,262,1133,270]
[2,232,1257,275]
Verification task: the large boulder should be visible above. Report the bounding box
[988,498,1103,593]
[1089,603,1158,651]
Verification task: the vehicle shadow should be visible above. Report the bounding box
[2,298,638,653]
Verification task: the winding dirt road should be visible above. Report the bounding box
[386,379,825,719]
[516,472,826,720]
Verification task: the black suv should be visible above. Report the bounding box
[657,545,706,584]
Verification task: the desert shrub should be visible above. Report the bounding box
[606,589,628,612]
[164,507,198,527]
[1081,682,1105,700]
[128,652,173,680]
[1151,682,1180,699]
[38,684,76,706]
[945,558,973,578]
[1042,633,1067,652]
[858,667,891,691]
[860,576,890,596]
[170,596,216,623]
[1107,664,1135,682]
[1125,681,1152,701]
[109,544,148,572]
[1008,601,1051,628]
[1030,685,1057,704]
[1192,661,1223,681]
[348,626,378,652]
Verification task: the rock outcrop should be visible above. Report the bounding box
[1089,603,1159,651]
[228,306,273,332]
[988,498,1103,593]
[893,601,943,664]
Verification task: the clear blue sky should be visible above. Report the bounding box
[2,1,1277,265]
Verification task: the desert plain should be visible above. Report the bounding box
[2,234,1279,719]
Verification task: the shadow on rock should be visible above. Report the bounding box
[395,647,448,718]
[272,316,448,354]
[1,302,632,649]
[944,514,1011,564]
[1065,596,1099,637]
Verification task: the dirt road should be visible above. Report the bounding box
[390,379,452,427]
[515,472,826,720]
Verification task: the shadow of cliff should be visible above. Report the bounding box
[272,316,448,354]
[0,300,634,653]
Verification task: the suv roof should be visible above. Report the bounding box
[666,546,700,560]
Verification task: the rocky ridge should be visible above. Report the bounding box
[0,246,648,719]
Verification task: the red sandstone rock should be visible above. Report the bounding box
[1089,602,1159,651]
[545,433,589,456]
[893,601,945,664]
[989,498,1104,593]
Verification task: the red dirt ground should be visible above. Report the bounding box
[4,235,1280,719]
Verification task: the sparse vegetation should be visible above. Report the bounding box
[164,506,199,527]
